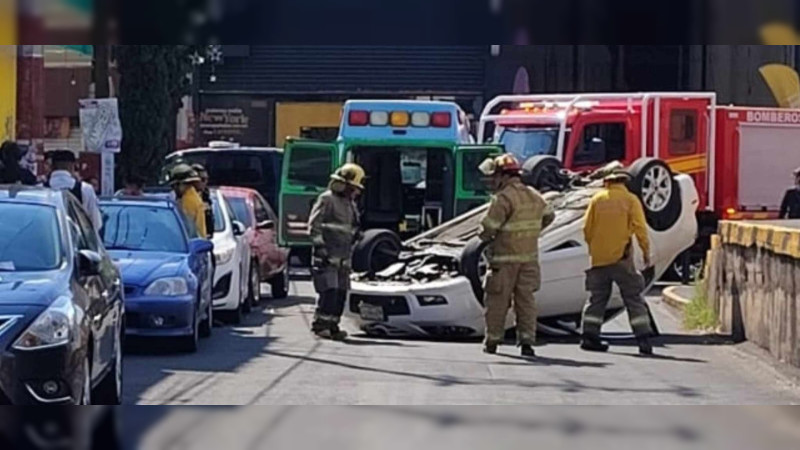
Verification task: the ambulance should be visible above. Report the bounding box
[478,92,800,278]
[278,100,503,264]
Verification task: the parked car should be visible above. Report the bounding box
[99,198,214,352]
[0,186,124,405]
[220,186,290,300]
[210,189,254,323]
[161,142,283,214]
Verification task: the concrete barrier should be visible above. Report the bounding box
[707,220,800,368]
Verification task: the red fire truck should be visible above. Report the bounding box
[478,92,800,278]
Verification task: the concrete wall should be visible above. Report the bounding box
[0,45,16,141]
[708,220,800,368]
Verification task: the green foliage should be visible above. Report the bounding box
[684,282,718,331]
[116,45,193,186]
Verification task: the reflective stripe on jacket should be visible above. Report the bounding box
[308,190,360,262]
[479,178,553,265]
[583,183,650,268]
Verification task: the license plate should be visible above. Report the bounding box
[359,303,385,322]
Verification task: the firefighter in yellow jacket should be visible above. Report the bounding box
[308,163,365,341]
[581,171,655,355]
[478,154,555,357]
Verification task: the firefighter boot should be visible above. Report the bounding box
[330,323,348,342]
[580,336,610,353]
[520,344,536,358]
[483,343,498,355]
[637,336,653,356]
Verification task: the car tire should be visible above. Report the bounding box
[199,296,213,338]
[269,267,290,299]
[459,237,490,304]
[230,298,244,325]
[627,158,682,232]
[521,155,564,192]
[92,328,123,405]
[243,266,254,314]
[179,310,199,353]
[352,229,402,274]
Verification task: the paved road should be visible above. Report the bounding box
[124,280,800,406]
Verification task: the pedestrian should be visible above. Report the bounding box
[169,164,207,238]
[87,177,101,195]
[477,154,555,357]
[580,171,655,355]
[779,167,800,219]
[0,141,37,185]
[191,164,215,239]
[116,174,146,197]
[44,149,103,230]
[308,163,365,341]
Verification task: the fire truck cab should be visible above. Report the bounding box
[480,92,800,278]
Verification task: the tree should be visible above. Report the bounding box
[116,45,193,186]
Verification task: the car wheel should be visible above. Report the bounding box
[627,158,682,231]
[230,297,244,325]
[250,261,262,303]
[79,356,92,405]
[179,310,199,353]
[352,229,402,274]
[199,296,213,338]
[459,237,490,304]
[92,328,123,405]
[269,267,290,299]
[521,156,565,192]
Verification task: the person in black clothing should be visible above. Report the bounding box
[0,141,36,185]
[191,164,214,239]
[780,168,800,219]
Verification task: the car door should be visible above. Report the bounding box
[454,145,504,216]
[254,193,288,277]
[66,198,119,381]
[179,207,211,310]
[279,139,339,247]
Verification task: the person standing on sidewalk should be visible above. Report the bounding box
[580,171,655,355]
[779,167,800,219]
[308,163,365,341]
[477,154,554,357]
[44,149,103,230]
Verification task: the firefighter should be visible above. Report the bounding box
[581,171,654,355]
[779,167,800,219]
[477,154,555,357]
[191,164,215,239]
[308,163,365,340]
[169,164,208,239]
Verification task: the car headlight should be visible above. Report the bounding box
[144,278,189,297]
[417,295,448,307]
[214,246,235,266]
[14,296,76,350]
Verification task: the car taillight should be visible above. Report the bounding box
[349,110,369,126]
[431,112,452,128]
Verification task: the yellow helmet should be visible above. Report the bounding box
[331,163,366,189]
[478,154,521,176]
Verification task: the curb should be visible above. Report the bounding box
[662,286,692,311]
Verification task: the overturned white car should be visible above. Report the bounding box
[344,158,699,338]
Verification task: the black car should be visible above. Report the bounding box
[0,186,124,405]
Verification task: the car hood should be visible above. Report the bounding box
[0,270,70,307]
[109,251,187,287]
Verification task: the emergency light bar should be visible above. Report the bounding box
[348,110,452,128]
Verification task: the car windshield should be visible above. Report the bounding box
[100,205,187,253]
[225,196,253,228]
[0,203,62,271]
[498,127,563,160]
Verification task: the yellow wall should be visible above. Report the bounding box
[0,45,16,141]
[275,102,343,147]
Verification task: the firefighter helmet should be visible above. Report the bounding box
[331,163,366,189]
[478,154,521,176]
[604,170,632,183]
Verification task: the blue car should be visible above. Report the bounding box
[99,198,214,352]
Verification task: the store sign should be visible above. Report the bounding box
[198,96,271,145]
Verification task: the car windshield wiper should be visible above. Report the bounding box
[107,244,142,251]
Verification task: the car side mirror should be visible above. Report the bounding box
[232,221,246,236]
[257,220,275,230]
[77,250,102,276]
[189,238,214,254]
